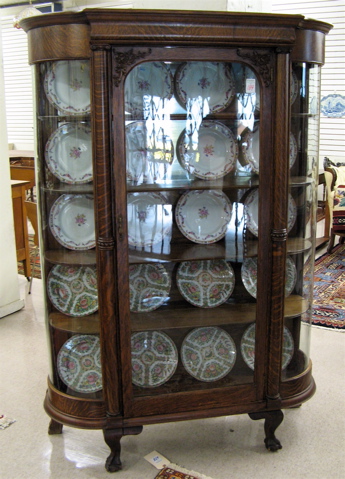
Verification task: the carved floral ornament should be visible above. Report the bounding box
[237,49,273,87]
[113,49,152,87]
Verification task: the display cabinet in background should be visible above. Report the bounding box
[21,10,332,473]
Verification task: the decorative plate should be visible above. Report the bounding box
[125,62,173,116]
[176,259,235,308]
[240,126,260,174]
[127,192,172,247]
[47,264,98,316]
[44,60,91,115]
[126,121,174,183]
[177,120,237,180]
[240,128,297,174]
[49,194,95,250]
[57,335,102,393]
[131,331,178,387]
[241,323,294,370]
[181,327,236,382]
[241,255,297,298]
[244,188,296,237]
[320,93,345,118]
[289,132,297,169]
[45,123,92,184]
[175,62,236,113]
[129,263,171,312]
[291,71,298,105]
[175,189,232,244]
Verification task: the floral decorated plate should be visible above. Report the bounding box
[126,121,174,183]
[181,326,236,382]
[175,189,232,244]
[241,323,294,370]
[244,188,296,236]
[176,259,235,308]
[47,264,98,316]
[131,331,178,387]
[57,335,102,393]
[240,126,260,174]
[127,192,172,247]
[175,62,235,113]
[44,60,91,115]
[240,127,296,174]
[129,263,171,312]
[177,120,237,180]
[125,62,173,116]
[289,132,298,169]
[45,123,92,184]
[49,194,95,250]
[241,255,296,298]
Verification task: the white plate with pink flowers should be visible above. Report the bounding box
[175,189,232,244]
[45,122,93,184]
[49,194,95,250]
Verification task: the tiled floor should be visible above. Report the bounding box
[0,274,344,479]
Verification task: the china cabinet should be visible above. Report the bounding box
[21,10,332,472]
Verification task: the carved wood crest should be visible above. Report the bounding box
[237,49,273,86]
[113,48,152,87]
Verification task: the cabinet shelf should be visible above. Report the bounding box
[49,312,100,333]
[127,175,259,193]
[131,295,307,331]
[45,249,96,265]
[42,184,94,194]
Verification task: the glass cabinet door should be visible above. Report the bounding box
[283,62,321,381]
[124,60,265,398]
[35,59,101,399]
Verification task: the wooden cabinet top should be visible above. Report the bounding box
[20,9,332,64]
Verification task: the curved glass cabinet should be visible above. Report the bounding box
[21,10,332,473]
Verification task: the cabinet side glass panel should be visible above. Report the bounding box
[124,60,260,396]
[283,63,321,381]
[36,60,101,399]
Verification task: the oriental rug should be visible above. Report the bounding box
[155,464,214,479]
[312,244,345,330]
[17,234,41,279]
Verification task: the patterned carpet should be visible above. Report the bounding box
[312,244,345,330]
[155,465,214,479]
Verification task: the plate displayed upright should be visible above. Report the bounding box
[240,126,297,173]
[175,61,236,113]
[57,335,102,393]
[175,189,232,244]
[45,122,93,184]
[244,188,296,236]
[49,194,95,250]
[241,323,294,370]
[181,326,237,382]
[131,331,178,387]
[177,120,237,180]
[129,263,171,312]
[127,192,172,247]
[47,264,98,316]
[126,120,174,183]
[241,255,297,298]
[125,62,173,116]
[44,60,91,115]
[176,259,235,308]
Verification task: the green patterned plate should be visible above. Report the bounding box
[129,263,171,312]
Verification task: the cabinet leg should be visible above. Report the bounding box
[249,410,284,452]
[48,419,63,435]
[103,426,143,473]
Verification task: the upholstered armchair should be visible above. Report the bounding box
[324,157,345,253]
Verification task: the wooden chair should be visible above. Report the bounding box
[324,158,345,253]
[24,200,39,294]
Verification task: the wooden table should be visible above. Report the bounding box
[9,150,35,200]
[11,180,31,278]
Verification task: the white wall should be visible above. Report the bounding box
[0,25,25,318]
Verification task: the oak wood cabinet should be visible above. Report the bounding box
[21,10,332,472]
